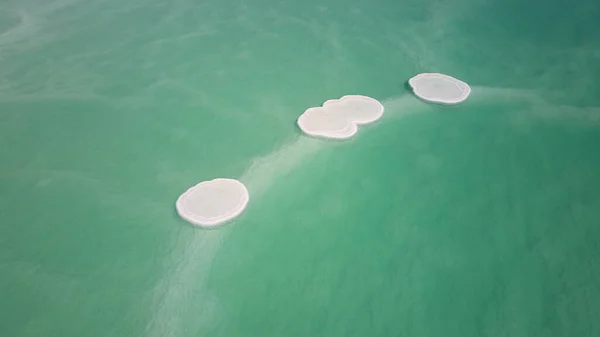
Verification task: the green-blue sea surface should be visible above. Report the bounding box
[1,0,599,336]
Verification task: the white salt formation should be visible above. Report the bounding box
[297,95,384,140]
[176,178,249,227]
[408,73,471,104]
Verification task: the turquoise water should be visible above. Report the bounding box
[1,0,600,336]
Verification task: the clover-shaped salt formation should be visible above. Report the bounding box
[408,73,471,105]
[176,178,249,227]
[297,95,384,140]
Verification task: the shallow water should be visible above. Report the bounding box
[1,0,600,336]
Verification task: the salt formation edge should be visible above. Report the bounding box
[297,95,384,140]
[408,73,471,105]
[176,178,249,228]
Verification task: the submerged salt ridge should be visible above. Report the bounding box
[297,95,384,139]
[175,80,470,227]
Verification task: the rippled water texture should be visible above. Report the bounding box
[1,0,599,336]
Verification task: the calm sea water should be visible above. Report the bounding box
[1,0,600,336]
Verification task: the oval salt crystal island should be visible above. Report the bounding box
[297,95,384,140]
[176,178,249,228]
[408,73,471,105]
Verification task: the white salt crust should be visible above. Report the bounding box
[408,73,471,105]
[297,95,384,140]
[176,178,249,228]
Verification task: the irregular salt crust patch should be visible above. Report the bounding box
[297,95,384,140]
[176,178,249,227]
[408,73,471,105]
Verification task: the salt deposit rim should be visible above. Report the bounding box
[176,178,249,228]
[296,95,384,140]
[408,73,472,105]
